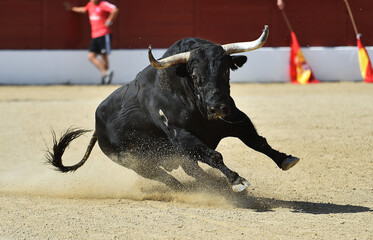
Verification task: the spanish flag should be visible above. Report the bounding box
[357,36,373,83]
[289,31,319,84]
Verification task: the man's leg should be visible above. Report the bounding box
[88,35,113,84]
[101,53,114,84]
[88,52,107,76]
[101,54,109,71]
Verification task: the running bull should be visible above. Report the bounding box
[47,26,299,192]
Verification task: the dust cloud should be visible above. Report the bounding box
[0,154,236,208]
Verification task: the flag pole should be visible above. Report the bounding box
[343,0,359,37]
[280,9,293,33]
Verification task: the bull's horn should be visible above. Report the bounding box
[222,25,269,55]
[148,45,191,69]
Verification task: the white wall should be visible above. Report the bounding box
[0,47,371,85]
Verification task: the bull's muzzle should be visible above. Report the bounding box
[207,104,230,119]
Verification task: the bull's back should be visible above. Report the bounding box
[96,66,157,127]
[95,68,169,153]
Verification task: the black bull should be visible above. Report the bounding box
[47,26,299,192]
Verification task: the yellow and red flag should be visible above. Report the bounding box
[289,31,319,84]
[357,36,373,83]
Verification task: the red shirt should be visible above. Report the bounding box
[85,1,116,38]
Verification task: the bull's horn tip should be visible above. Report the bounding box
[148,45,152,50]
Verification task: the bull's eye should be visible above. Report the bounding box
[192,73,201,85]
[192,73,197,80]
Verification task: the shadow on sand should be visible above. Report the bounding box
[179,174,372,215]
[229,194,372,214]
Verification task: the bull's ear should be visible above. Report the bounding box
[175,65,189,77]
[230,55,247,70]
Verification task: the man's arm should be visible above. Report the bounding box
[105,7,119,27]
[63,2,87,13]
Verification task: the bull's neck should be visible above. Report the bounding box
[156,69,191,95]
[156,69,202,111]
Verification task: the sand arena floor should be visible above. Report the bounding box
[0,82,372,239]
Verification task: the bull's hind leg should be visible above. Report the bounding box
[110,153,183,190]
[134,164,183,190]
[180,160,210,182]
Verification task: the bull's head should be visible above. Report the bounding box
[148,26,269,120]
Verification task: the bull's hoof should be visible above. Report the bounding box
[281,156,300,171]
[231,177,250,193]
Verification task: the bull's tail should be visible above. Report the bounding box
[46,128,97,172]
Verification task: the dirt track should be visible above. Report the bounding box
[0,83,372,239]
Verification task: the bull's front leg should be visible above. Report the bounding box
[163,125,250,192]
[152,108,250,192]
[227,110,300,171]
[201,150,251,193]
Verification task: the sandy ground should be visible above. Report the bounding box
[0,82,372,239]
